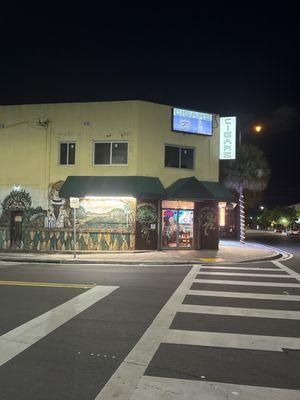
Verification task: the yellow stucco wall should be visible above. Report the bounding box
[136,101,219,186]
[0,100,219,208]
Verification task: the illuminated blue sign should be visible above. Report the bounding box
[172,108,213,135]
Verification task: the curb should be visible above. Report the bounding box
[0,252,282,266]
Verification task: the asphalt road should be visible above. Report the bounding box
[0,263,190,400]
[247,230,300,274]
[0,240,299,400]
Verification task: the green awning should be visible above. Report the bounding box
[200,181,235,201]
[165,177,234,201]
[59,176,165,199]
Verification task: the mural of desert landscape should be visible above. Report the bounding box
[79,197,136,229]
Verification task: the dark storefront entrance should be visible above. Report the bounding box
[10,211,23,249]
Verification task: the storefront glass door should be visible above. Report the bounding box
[162,209,193,248]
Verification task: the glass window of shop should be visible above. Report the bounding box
[161,200,194,248]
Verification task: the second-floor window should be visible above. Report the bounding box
[59,142,76,165]
[94,141,128,165]
[165,145,194,169]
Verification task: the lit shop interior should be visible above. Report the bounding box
[161,201,194,248]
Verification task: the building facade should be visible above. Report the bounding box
[0,100,232,251]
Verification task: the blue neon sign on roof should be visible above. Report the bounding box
[172,108,213,135]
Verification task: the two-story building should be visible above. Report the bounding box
[0,100,232,252]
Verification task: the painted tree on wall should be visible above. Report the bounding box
[2,189,32,213]
[0,189,32,226]
[0,189,46,228]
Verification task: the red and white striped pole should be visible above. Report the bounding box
[239,188,245,244]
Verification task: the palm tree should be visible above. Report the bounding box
[222,144,270,243]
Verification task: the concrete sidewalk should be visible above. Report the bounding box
[0,240,282,265]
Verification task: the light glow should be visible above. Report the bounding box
[219,202,226,227]
[239,191,245,243]
[162,200,194,210]
[280,217,288,226]
[84,196,135,201]
[172,108,213,135]
[220,117,236,160]
[254,125,262,133]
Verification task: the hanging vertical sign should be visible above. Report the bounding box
[219,116,236,160]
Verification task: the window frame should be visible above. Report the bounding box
[93,141,129,166]
[164,144,195,170]
[59,141,76,166]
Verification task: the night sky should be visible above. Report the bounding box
[1,3,299,207]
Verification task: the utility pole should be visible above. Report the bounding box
[70,197,80,259]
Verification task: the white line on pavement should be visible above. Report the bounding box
[199,266,281,271]
[188,289,300,301]
[0,285,118,367]
[179,303,300,319]
[194,278,300,287]
[130,376,300,400]
[94,264,200,400]
[272,260,300,282]
[163,329,300,351]
[197,271,289,277]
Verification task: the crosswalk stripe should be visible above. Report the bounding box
[273,260,300,282]
[94,265,200,400]
[199,266,281,271]
[188,289,300,301]
[194,278,300,287]
[131,376,300,400]
[197,272,290,277]
[179,303,300,319]
[0,285,118,367]
[163,329,300,351]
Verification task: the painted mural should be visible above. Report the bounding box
[79,197,136,229]
[0,228,9,249]
[197,202,219,250]
[48,181,72,228]
[0,188,46,229]
[0,183,137,251]
[22,229,134,251]
[136,202,157,246]
[199,206,217,236]
[47,183,136,230]
[0,228,135,251]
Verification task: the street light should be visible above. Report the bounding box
[254,125,262,133]
[239,124,263,145]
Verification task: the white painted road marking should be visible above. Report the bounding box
[197,271,289,277]
[130,376,300,400]
[94,265,200,400]
[188,289,300,301]
[179,303,300,319]
[199,266,281,271]
[194,278,300,287]
[273,260,300,282]
[164,329,300,351]
[92,259,300,399]
[0,285,118,367]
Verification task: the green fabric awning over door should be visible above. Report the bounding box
[165,177,234,201]
[59,175,234,201]
[59,176,166,199]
